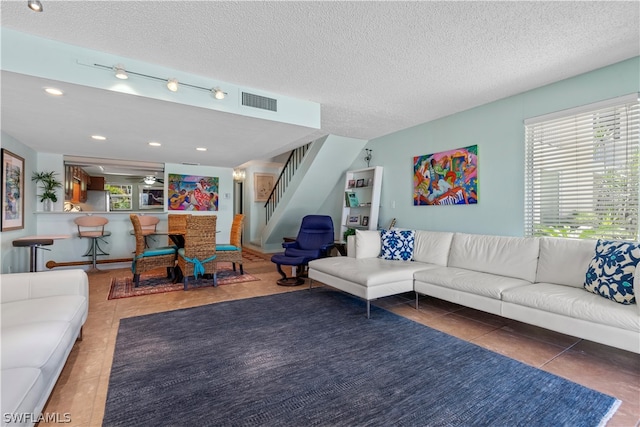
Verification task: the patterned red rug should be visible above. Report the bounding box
[108,267,260,300]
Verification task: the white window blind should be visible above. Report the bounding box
[524,94,640,240]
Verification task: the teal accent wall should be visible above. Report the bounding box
[0,132,37,273]
[363,57,640,236]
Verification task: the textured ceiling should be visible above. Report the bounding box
[1,1,639,169]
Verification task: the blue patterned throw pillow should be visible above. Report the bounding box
[379,229,415,261]
[584,240,639,305]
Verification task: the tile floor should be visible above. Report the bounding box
[38,252,639,427]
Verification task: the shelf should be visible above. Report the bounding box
[340,166,383,238]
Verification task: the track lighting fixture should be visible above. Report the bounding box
[27,0,43,12]
[144,176,157,185]
[94,63,226,101]
[167,78,179,92]
[114,64,128,80]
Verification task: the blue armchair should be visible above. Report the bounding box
[271,215,335,286]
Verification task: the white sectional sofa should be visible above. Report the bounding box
[308,230,640,354]
[1,269,89,427]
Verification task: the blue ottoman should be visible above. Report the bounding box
[271,253,306,286]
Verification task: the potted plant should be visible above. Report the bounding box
[32,171,62,211]
[343,227,356,242]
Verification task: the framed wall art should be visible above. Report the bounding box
[139,186,164,210]
[2,149,25,231]
[254,173,275,202]
[413,145,478,206]
[167,174,219,211]
[347,215,360,225]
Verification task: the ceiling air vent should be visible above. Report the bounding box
[242,92,277,112]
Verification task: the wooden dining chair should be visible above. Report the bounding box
[216,213,245,274]
[130,214,177,286]
[177,215,217,289]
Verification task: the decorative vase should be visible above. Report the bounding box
[43,199,53,212]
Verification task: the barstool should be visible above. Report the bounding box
[74,216,111,273]
[12,238,53,272]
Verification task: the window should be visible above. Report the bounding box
[106,183,133,211]
[524,94,640,240]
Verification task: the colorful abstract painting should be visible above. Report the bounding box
[413,145,478,206]
[167,174,219,211]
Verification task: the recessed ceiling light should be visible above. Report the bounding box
[44,87,63,96]
[28,0,43,12]
[91,135,107,141]
[196,147,207,152]
[148,142,161,147]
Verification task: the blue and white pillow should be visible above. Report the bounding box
[584,240,639,305]
[379,229,415,261]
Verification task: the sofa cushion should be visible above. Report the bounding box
[355,230,381,259]
[379,229,415,261]
[448,233,540,282]
[1,269,88,304]
[413,230,454,266]
[1,367,44,416]
[536,237,597,288]
[1,295,87,328]
[584,240,639,304]
[503,282,639,332]
[1,321,73,371]
[414,267,532,300]
[309,256,434,287]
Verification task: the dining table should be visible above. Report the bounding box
[142,230,186,248]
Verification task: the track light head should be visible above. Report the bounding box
[167,78,179,92]
[114,64,128,80]
[27,0,43,12]
[212,87,226,100]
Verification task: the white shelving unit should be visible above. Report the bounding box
[340,166,383,241]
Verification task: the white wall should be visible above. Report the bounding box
[241,163,283,246]
[358,57,640,237]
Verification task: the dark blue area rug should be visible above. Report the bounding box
[103,289,620,427]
